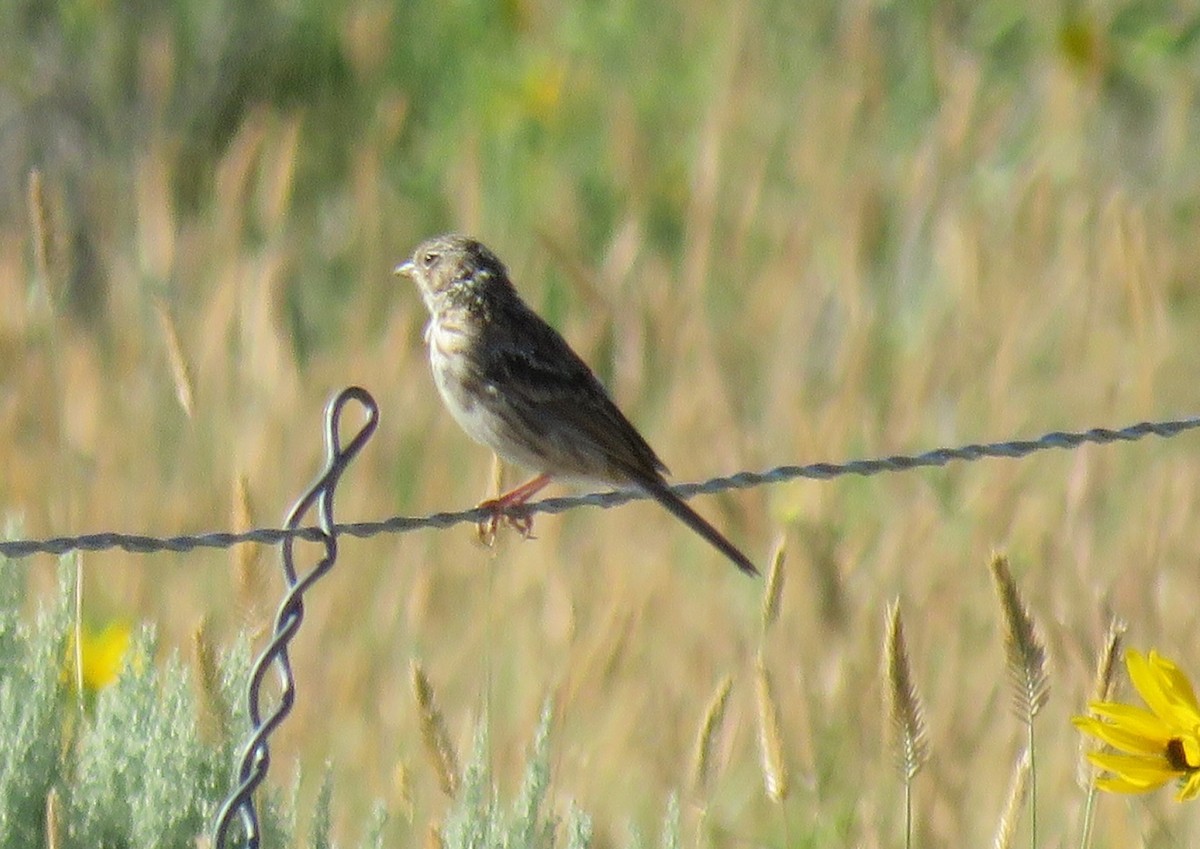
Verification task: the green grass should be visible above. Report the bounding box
[3,0,1200,845]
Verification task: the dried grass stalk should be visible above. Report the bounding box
[489,451,504,500]
[992,749,1030,849]
[259,117,302,231]
[1077,617,1126,789]
[754,655,789,802]
[231,474,265,622]
[989,554,1050,723]
[1088,617,1126,705]
[690,675,733,794]
[392,760,415,822]
[884,600,928,781]
[423,822,445,849]
[192,616,229,743]
[45,786,61,849]
[411,660,460,798]
[760,538,785,631]
[27,169,53,292]
[153,296,195,418]
[26,167,69,313]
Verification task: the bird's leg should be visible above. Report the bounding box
[477,473,553,544]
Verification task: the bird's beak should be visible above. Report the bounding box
[394,259,415,278]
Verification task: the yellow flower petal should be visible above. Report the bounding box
[1129,650,1200,733]
[1096,774,1169,795]
[1073,714,1168,756]
[1148,650,1200,715]
[1183,736,1200,769]
[1080,703,1172,749]
[1087,751,1176,790]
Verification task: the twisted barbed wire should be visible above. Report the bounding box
[2,413,1199,560]
[212,386,379,849]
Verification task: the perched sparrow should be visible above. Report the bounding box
[395,234,757,576]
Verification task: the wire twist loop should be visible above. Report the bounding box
[212,386,378,849]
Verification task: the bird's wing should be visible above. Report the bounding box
[481,300,668,481]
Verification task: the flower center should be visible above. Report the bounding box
[1165,738,1198,772]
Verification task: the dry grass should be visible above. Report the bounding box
[44,786,61,849]
[688,674,732,798]
[753,654,788,805]
[993,749,1031,849]
[410,660,461,800]
[991,554,1051,726]
[884,600,928,784]
[3,3,1200,846]
[192,615,228,744]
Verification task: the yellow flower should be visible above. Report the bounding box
[1073,649,1200,801]
[520,59,565,125]
[64,621,133,693]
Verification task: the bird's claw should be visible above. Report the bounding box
[476,499,536,546]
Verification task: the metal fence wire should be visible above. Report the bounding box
[1,386,1198,848]
[2,407,1198,562]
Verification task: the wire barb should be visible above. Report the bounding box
[1,413,1197,559]
[212,386,379,849]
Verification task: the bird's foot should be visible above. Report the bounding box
[474,473,551,546]
[475,499,536,546]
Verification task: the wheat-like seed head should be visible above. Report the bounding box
[754,654,789,803]
[411,660,461,798]
[231,473,266,626]
[990,554,1050,723]
[392,760,415,822]
[1076,617,1126,789]
[883,600,929,782]
[1089,617,1126,704]
[690,675,733,795]
[153,296,195,419]
[26,168,61,310]
[760,537,785,632]
[192,616,229,744]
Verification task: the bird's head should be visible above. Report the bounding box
[395,234,510,313]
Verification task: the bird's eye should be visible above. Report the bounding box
[421,251,439,267]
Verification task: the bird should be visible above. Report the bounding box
[395,234,757,576]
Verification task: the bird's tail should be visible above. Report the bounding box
[639,476,758,576]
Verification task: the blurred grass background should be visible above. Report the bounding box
[3,0,1200,844]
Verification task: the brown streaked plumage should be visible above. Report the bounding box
[395,233,757,576]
